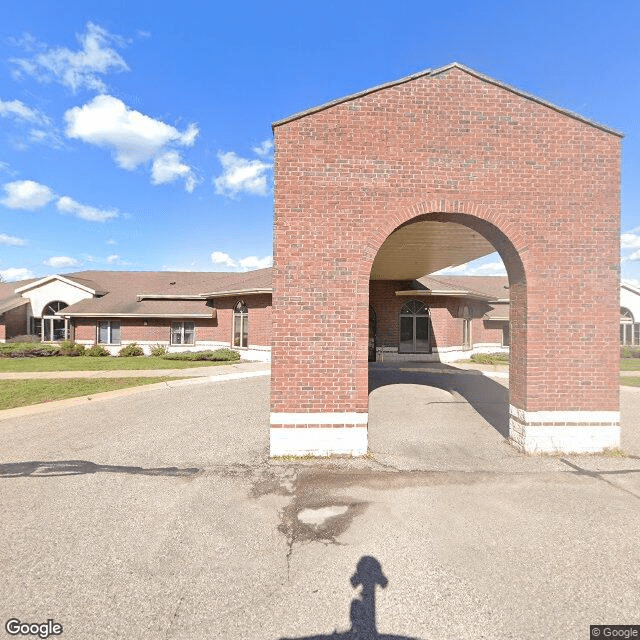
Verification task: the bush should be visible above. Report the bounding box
[621,346,640,359]
[58,340,85,356]
[162,348,241,362]
[86,345,110,357]
[470,352,509,365]
[0,342,61,358]
[150,344,168,357]
[118,343,144,357]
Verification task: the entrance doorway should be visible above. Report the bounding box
[399,300,430,353]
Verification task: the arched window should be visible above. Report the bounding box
[621,307,638,346]
[42,301,68,315]
[233,300,249,348]
[399,300,430,353]
[35,301,69,341]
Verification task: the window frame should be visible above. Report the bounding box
[97,320,122,345]
[461,305,472,351]
[233,300,249,348]
[170,321,195,346]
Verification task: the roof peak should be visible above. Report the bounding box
[272,62,622,137]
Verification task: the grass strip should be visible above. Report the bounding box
[0,377,187,410]
[620,377,640,387]
[620,359,640,371]
[0,356,234,373]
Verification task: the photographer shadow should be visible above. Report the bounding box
[279,556,423,640]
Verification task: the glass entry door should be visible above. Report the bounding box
[399,300,430,353]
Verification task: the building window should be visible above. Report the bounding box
[97,320,121,345]
[171,321,195,345]
[233,301,249,348]
[399,300,430,353]
[502,323,511,347]
[461,305,472,350]
[37,300,69,341]
[621,308,639,346]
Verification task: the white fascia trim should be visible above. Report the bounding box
[270,412,368,425]
[61,313,213,318]
[200,288,272,297]
[270,427,368,456]
[509,405,620,424]
[15,275,97,295]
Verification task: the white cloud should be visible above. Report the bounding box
[151,151,197,192]
[252,139,273,157]
[238,255,273,269]
[106,238,117,245]
[11,22,129,92]
[56,195,118,222]
[214,151,271,197]
[210,250,272,271]
[0,98,49,124]
[622,277,640,288]
[0,267,34,281]
[0,233,27,246]
[629,250,640,262]
[43,256,79,268]
[1,180,54,210]
[210,251,238,268]
[432,256,507,276]
[621,232,640,250]
[65,95,198,171]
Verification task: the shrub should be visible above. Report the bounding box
[150,344,168,357]
[621,346,640,359]
[118,343,144,357]
[0,342,61,358]
[162,348,241,362]
[86,345,110,357]
[470,352,509,365]
[58,340,85,356]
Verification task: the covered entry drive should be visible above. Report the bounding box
[270,62,621,456]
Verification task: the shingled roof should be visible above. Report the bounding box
[57,269,272,317]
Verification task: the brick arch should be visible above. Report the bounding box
[358,199,527,286]
[358,202,529,420]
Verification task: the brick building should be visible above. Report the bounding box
[270,62,622,455]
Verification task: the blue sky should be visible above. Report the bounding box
[0,1,639,283]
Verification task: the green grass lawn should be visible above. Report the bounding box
[0,377,187,410]
[620,377,640,387]
[620,359,640,371]
[0,356,235,373]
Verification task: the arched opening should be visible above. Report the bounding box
[620,307,638,346]
[366,212,524,443]
[32,300,69,342]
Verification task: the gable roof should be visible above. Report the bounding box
[424,275,510,301]
[273,62,622,137]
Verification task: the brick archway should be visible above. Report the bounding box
[270,63,621,456]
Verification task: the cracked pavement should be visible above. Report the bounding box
[1,371,640,639]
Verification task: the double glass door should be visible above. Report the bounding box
[399,300,430,353]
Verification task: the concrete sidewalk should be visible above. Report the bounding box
[0,359,270,379]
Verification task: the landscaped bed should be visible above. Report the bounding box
[0,377,186,410]
[0,341,242,372]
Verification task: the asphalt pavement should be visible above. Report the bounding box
[1,366,639,639]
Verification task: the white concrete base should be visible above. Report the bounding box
[270,426,368,457]
[509,405,620,454]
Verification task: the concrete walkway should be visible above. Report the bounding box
[0,359,270,379]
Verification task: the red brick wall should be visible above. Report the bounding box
[72,294,272,347]
[2,305,28,340]
[272,66,620,414]
[368,281,503,351]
